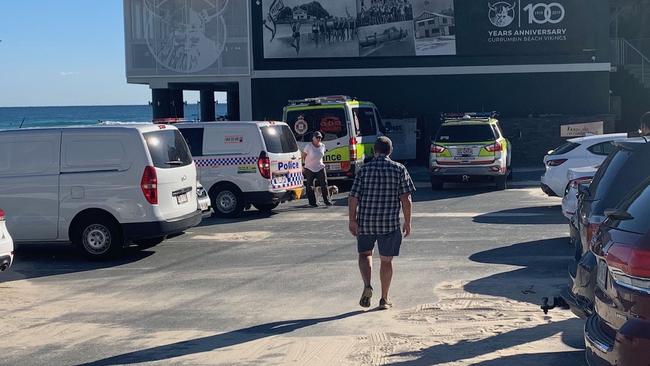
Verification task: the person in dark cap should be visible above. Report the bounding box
[640,112,650,136]
[302,131,332,207]
[348,136,416,310]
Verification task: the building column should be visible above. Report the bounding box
[151,89,184,120]
[227,84,240,121]
[200,90,216,122]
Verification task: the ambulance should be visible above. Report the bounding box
[174,121,304,218]
[283,96,386,180]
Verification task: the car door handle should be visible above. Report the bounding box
[291,156,297,160]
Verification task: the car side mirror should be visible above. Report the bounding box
[604,209,633,221]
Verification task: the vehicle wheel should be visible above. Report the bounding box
[134,236,165,249]
[253,203,279,213]
[496,175,508,190]
[210,185,245,218]
[73,216,123,260]
[430,177,444,190]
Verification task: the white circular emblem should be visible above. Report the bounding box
[294,117,309,135]
[488,2,516,28]
[142,0,229,74]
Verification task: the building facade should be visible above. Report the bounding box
[124,0,613,163]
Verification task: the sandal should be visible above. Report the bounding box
[359,286,373,308]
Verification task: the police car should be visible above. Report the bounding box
[283,95,386,180]
[429,112,512,190]
[175,121,304,218]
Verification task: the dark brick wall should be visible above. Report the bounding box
[500,115,617,167]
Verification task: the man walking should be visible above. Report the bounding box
[349,136,415,310]
[303,131,332,207]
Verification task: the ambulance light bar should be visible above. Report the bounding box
[288,95,356,105]
[442,112,498,120]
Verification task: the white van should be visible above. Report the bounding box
[283,96,386,180]
[0,208,13,272]
[174,121,303,218]
[0,124,202,259]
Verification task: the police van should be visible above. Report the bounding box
[174,121,303,218]
[283,96,386,180]
[429,112,512,190]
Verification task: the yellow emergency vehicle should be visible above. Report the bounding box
[283,96,386,180]
[429,112,512,190]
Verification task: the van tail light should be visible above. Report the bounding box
[349,137,357,161]
[547,159,568,167]
[607,245,650,291]
[430,144,446,154]
[258,152,271,179]
[0,209,5,221]
[141,166,158,205]
[485,141,503,153]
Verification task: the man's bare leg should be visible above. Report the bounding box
[359,250,372,287]
[380,256,393,301]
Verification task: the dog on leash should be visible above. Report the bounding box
[314,185,339,202]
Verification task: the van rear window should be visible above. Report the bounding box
[435,125,496,143]
[287,108,348,142]
[144,130,193,169]
[261,125,299,154]
[353,108,378,137]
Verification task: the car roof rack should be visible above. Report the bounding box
[288,95,357,106]
[441,112,499,121]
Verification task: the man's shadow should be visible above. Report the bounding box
[78,310,369,366]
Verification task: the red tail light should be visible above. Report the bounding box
[570,177,593,189]
[258,152,271,179]
[485,141,503,153]
[547,159,568,167]
[430,144,446,154]
[141,166,158,205]
[607,245,650,288]
[349,137,357,161]
[0,209,5,221]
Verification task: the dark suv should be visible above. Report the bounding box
[585,177,650,366]
[561,138,650,319]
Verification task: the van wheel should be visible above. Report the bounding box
[73,217,123,260]
[496,175,508,190]
[211,186,245,218]
[134,237,165,249]
[430,177,444,190]
[253,203,279,213]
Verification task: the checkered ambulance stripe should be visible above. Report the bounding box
[195,157,257,168]
[271,171,304,189]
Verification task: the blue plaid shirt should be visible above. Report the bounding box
[350,156,416,235]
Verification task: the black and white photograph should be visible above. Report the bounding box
[262,0,360,58]
[411,0,456,55]
[356,0,414,27]
[358,20,416,56]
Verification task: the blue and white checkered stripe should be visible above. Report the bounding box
[195,156,257,168]
[271,171,304,189]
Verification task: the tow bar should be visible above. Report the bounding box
[541,296,570,314]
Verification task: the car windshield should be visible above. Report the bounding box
[287,107,348,142]
[549,141,580,155]
[144,129,193,169]
[435,124,496,143]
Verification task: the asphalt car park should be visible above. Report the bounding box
[1,168,588,366]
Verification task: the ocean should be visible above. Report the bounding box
[0,104,228,130]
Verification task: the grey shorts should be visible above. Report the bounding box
[357,230,403,257]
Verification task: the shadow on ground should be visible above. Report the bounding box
[388,237,585,366]
[77,311,370,366]
[1,243,154,283]
[473,206,567,225]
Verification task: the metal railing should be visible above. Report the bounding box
[611,38,650,84]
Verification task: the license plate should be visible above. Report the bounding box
[274,176,288,185]
[597,260,608,289]
[456,147,474,157]
[198,200,209,211]
[176,193,189,205]
[327,163,341,171]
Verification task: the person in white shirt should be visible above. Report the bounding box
[302,131,332,207]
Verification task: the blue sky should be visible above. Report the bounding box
[0,1,216,107]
